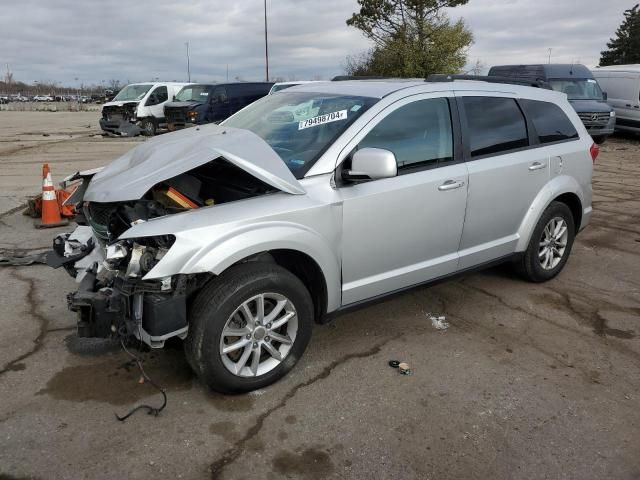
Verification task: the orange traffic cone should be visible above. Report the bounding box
[35,163,69,228]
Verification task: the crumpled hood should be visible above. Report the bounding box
[102,100,140,109]
[83,123,305,202]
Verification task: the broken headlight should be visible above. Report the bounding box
[104,235,175,278]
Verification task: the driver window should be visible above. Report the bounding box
[358,98,453,171]
[212,87,228,103]
[146,86,168,106]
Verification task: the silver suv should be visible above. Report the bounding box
[50,80,596,393]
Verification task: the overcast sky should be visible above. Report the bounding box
[0,0,636,87]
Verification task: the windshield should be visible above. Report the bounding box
[548,79,604,100]
[113,84,153,102]
[223,92,377,178]
[175,85,212,102]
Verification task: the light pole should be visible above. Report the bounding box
[264,0,269,81]
[185,42,191,82]
[547,48,552,64]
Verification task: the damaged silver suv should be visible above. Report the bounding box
[50,80,595,393]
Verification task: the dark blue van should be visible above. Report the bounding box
[488,64,616,143]
[164,82,273,130]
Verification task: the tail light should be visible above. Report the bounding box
[590,143,599,163]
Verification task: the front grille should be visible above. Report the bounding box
[578,112,610,128]
[85,203,117,241]
[166,107,187,124]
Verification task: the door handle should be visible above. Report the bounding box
[528,161,546,171]
[438,180,465,191]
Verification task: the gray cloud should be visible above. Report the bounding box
[0,0,634,86]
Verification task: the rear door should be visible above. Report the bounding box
[455,93,549,269]
[339,94,469,304]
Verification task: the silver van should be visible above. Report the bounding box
[489,64,616,143]
[592,65,640,133]
[50,80,596,393]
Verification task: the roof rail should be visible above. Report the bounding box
[331,75,397,81]
[425,74,552,90]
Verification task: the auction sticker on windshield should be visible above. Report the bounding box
[299,110,347,130]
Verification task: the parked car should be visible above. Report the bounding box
[164,82,273,130]
[49,79,595,393]
[33,95,54,102]
[100,82,190,136]
[591,64,640,134]
[0,96,8,104]
[269,81,322,94]
[488,64,615,144]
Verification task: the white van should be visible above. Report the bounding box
[592,65,640,133]
[100,82,190,136]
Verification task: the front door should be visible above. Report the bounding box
[145,86,168,119]
[339,95,468,305]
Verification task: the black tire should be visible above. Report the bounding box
[141,118,156,136]
[516,201,576,283]
[592,135,607,145]
[185,263,313,393]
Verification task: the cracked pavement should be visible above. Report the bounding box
[0,112,639,479]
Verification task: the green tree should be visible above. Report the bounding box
[600,4,640,66]
[345,0,473,77]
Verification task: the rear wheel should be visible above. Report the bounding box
[516,201,575,282]
[185,263,313,393]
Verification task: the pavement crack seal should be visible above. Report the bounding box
[0,133,94,158]
[209,334,402,479]
[0,269,49,376]
[0,203,27,220]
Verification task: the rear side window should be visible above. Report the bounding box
[462,97,528,157]
[520,99,579,144]
[358,98,453,170]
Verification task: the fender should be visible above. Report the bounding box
[515,175,585,252]
[142,221,342,313]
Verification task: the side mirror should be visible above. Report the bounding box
[602,91,608,101]
[172,95,176,101]
[343,148,397,182]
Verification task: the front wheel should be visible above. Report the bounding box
[140,118,156,136]
[516,201,575,282]
[185,263,313,393]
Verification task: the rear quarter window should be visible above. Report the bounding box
[462,97,529,157]
[520,99,579,144]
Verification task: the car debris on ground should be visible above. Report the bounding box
[428,313,450,330]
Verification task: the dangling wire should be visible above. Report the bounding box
[115,338,167,422]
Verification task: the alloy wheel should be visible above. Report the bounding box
[219,293,298,377]
[538,217,568,270]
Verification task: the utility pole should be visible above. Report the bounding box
[264,0,269,81]
[185,42,191,82]
[547,48,552,64]
[226,64,229,82]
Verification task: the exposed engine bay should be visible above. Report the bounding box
[99,102,141,136]
[49,158,277,348]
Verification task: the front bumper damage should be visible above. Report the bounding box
[99,117,142,137]
[48,227,189,348]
